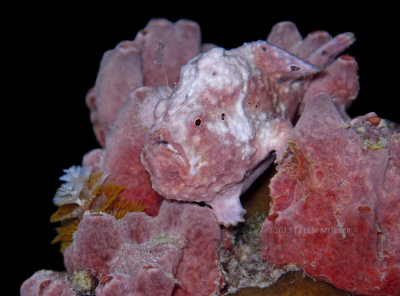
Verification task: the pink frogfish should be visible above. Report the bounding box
[141,21,358,226]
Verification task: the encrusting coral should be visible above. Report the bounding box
[21,18,399,296]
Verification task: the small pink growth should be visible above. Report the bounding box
[358,205,371,213]
[340,55,355,61]
[99,275,113,286]
[311,30,326,34]
[38,280,51,294]
[367,116,381,125]
[267,213,279,221]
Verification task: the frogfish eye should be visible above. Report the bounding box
[194,118,202,126]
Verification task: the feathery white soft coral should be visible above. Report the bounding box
[53,166,108,207]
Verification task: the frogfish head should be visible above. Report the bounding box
[141,42,319,210]
[141,47,259,203]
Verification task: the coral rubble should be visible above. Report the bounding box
[22,18,399,296]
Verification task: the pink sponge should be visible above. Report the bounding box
[261,94,400,295]
[64,200,222,295]
[86,19,202,146]
[21,270,73,296]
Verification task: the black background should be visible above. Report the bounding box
[10,4,399,295]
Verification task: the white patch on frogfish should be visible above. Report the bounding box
[192,48,255,144]
[209,185,246,226]
[188,153,208,176]
[155,48,258,177]
[257,120,286,147]
[166,143,178,154]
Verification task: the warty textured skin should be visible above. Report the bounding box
[141,22,356,226]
